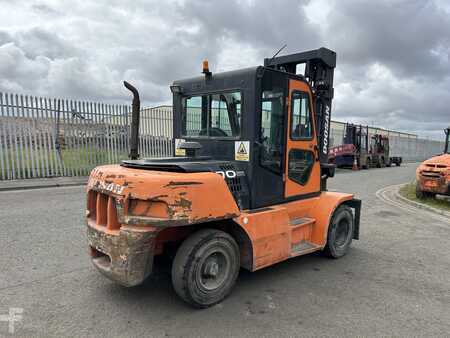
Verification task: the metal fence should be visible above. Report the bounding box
[0,91,446,181]
[0,92,172,180]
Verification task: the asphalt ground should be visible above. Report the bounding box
[0,163,449,337]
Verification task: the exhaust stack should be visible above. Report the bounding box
[124,81,140,160]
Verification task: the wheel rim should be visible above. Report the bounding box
[196,248,230,291]
[335,218,350,247]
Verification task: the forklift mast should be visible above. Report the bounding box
[264,47,336,164]
[445,127,450,154]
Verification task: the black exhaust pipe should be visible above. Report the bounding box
[124,81,140,160]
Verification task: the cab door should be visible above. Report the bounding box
[284,79,321,198]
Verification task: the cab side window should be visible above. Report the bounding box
[260,71,286,174]
[261,96,284,173]
[291,91,313,139]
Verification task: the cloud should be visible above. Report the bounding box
[0,43,50,93]
[326,1,450,78]
[316,0,450,138]
[0,0,448,138]
[334,62,450,135]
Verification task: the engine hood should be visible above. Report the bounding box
[87,164,240,227]
[422,153,450,167]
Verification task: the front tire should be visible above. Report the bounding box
[171,229,240,308]
[323,205,354,258]
[415,184,425,199]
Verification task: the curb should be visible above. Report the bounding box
[394,184,450,218]
[0,177,88,192]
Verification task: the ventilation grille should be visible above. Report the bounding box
[421,171,441,178]
[425,163,447,169]
[87,190,121,231]
[220,164,242,193]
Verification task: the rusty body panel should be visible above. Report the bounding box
[86,164,240,286]
[416,153,450,195]
[87,223,157,286]
[87,164,240,225]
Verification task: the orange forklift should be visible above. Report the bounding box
[416,127,450,198]
[86,47,361,308]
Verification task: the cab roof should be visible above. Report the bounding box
[171,65,307,96]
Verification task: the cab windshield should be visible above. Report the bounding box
[181,91,241,138]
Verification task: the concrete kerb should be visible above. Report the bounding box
[394,183,450,218]
[0,177,88,192]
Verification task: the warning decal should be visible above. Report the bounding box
[235,141,250,161]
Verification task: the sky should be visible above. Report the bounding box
[0,0,449,140]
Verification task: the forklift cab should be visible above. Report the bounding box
[171,48,336,210]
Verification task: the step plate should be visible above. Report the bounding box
[291,241,320,256]
[290,217,315,226]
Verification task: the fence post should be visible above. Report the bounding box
[0,93,7,180]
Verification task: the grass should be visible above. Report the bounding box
[59,148,128,175]
[0,147,128,179]
[399,182,450,212]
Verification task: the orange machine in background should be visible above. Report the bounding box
[416,127,450,198]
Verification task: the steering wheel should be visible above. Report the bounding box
[199,127,228,137]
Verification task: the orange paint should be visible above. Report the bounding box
[234,191,354,270]
[284,79,321,197]
[87,164,240,227]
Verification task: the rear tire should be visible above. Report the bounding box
[323,205,354,258]
[171,229,240,308]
